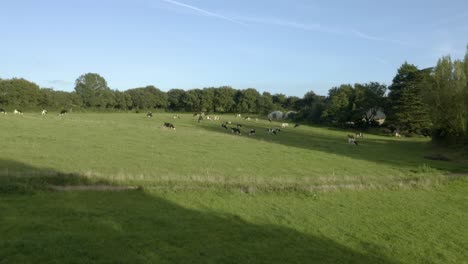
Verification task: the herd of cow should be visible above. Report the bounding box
[0,109,68,116]
[1,109,364,144]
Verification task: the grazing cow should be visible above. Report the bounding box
[268,128,281,135]
[193,113,199,117]
[221,123,228,130]
[231,127,241,135]
[213,116,220,121]
[236,124,242,128]
[268,118,272,123]
[163,122,176,130]
[236,114,242,118]
[41,109,47,115]
[249,129,256,136]
[59,110,68,116]
[173,114,180,119]
[394,129,401,138]
[347,135,358,145]
[225,121,232,125]
[294,124,300,128]
[244,116,251,121]
[198,116,203,123]
[0,108,6,115]
[147,112,153,118]
[206,115,212,121]
[14,109,23,115]
[355,132,363,138]
[281,123,289,128]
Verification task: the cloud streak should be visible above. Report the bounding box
[237,16,408,45]
[161,0,244,25]
[159,1,408,45]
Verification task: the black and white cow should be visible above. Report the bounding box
[268,128,281,135]
[221,123,228,130]
[0,108,6,115]
[59,110,68,116]
[231,127,241,135]
[147,112,153,118]
[163,122,176,130]
[294,124,300,128]
[249,129,256,136]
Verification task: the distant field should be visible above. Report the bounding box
[1,113,467,263]
[0,112,466,189]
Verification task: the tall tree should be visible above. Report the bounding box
[296,91,326,123]
[425,54,467,143]
[213,86,236,113]
[0,78,41,108]
[321,84,354,123]
[74,73,113,108]
[387,63,431,133]
[167,89,186,111]
[354,82,387,124]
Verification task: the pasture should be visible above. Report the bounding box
[0,112,467,263]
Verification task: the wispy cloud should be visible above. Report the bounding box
[236,16,409,45]
[159,1,408,45]
[161,0,244,25]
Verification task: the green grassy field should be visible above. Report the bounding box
[0,113,467,263]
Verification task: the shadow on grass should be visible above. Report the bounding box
[196,120,468,173]
[0,159,398,263]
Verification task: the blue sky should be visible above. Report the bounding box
[1,0,467,96]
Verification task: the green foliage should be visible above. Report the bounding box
[295,91,326,123]
[214,86,236,113]
[0,78,41,109]
[316,83,387,127]
[126,85,168,110]
[74,73,114,108]
[387,63,431,133]
[167,89,186,111]
[424,51,468,144]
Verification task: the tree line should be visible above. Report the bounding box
[1,47,467,144]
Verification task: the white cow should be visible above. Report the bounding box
[14,109,23,115]
[347,135,358,145]
[281,123,289,128]
[41,109,48,115]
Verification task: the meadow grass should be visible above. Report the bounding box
[0,112,466,189]
[0,112,467,263]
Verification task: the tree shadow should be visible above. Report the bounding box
[0,159,398,263]
[196,120,468,173]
